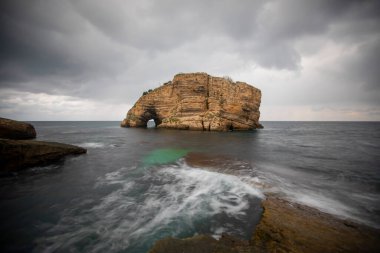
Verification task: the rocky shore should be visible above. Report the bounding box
[0,138,86,173]
[253,197,380,253]
[148,153,380,253]
[0,117,36,140]
[149,196,380,253]
[0,118,86,175]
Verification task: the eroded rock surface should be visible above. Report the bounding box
[121,73,262,131]
[0,117,36,140]
[148,234,249,253]
[0,139,86,174]
[148,197,380,253]
[252,197,380,253]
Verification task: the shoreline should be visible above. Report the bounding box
[149,195,380,253]
[148,153,380,252]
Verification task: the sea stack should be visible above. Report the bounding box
[121,73,262,131]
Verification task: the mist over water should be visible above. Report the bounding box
[0,121,379,252]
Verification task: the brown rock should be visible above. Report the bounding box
[0,138,86,174]
[147,197,380,253]
[0,117,36,140]
[252,197,380,253]
[148,234,248,253]
[184,152,256,177]
[121,73,262,131]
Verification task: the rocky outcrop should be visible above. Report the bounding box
[252,197,380,253]
[0,139,86,174]
[121,73,262,131]
[148,197,380,253]
[0,117,36,139]
[149,234,248,253]
[0,118,86,175]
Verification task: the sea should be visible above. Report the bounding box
[0,121,379,252]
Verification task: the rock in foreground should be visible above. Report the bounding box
[0,117,36,140]
[149,234,248,253]
[252,197,380,253]
[121,73,262,131]
[0,139,86,174]
[148,197,380,253]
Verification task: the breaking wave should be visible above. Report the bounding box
[76,142,106,148]
[34,161,263,253]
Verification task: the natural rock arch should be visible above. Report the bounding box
[121,73,262,131]
[139,107,162,128]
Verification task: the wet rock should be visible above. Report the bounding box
[0,117,36,140]
[148,197,380,253]
[0,138,86,174]
[252,197,380,253]
[185,152,255,176]
[148,234,248,253]
[121,73,262,131]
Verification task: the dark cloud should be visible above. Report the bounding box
[70,0,266,50]
[0,0,134,95]
[0,0,86,76]
[343,39,380,103]
[0,0,379,120]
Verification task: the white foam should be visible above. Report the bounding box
[127,166,263,240]
[35,163,263,252]
[255,162,380,228]
[77,142,105,148]
[212,227,226,239]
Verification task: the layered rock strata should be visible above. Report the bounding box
[121,73,262,131]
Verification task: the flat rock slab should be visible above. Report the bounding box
[148,197,380,253]
[184,152,254,176]
[149,234,248,253]
[0,117,36,140]
[0,138,86,174]
[252,197,380,253]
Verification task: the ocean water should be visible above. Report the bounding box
[0,121,379,252]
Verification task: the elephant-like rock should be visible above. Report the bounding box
[121,73,262,131]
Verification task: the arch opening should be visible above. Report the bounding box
[141,108,161,128]
[147,119,156,128]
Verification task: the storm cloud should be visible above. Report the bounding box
[0,0,379,120]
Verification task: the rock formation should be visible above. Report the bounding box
[149,234,248,253]
[0,139,86,174]
[252,197,380,253]
[148,197,380,253]
[0,117,36,139]
[0,117,86,175]
[121,73,262,131]
[147,153,380,253]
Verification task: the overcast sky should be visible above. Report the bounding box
[0,0,379,121]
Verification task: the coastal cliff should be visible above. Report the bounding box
[121,73,262,131]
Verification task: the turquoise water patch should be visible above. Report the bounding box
[143,148,189,165]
